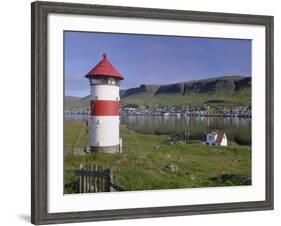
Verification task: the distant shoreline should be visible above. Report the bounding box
[64,112,251,119]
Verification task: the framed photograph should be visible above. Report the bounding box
[31,1,274,224]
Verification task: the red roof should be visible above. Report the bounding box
[85,53,123,80]
[215,130,225,143]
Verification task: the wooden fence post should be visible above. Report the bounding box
[79,164,83,193]
[108,169,113,192]
[83,165,87,193]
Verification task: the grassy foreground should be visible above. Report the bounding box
[64,121,251,193]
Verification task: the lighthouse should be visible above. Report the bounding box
[85,53,124,153]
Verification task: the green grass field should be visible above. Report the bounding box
[64,121,251,193]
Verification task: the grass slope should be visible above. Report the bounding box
[64,121,251,193]
[121,89,251,107]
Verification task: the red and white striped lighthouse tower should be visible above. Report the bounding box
[85,53,124,153]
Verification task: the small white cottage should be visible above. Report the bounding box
[202,130,227,146]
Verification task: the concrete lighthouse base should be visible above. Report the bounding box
[90,144,120,153]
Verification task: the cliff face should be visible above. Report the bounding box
[121,84,160,97]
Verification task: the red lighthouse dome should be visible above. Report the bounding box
[85,53,124,80]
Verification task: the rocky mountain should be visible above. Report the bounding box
[121,76,251,98]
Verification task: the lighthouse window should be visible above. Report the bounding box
[90,77,120,86]
[108,78,116,85]
[90,78,102,85]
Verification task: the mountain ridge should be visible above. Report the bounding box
[65,75,251,109]
[121,75,251,98]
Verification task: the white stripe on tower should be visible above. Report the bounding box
[90,116,120,147]
[91,85,120,101]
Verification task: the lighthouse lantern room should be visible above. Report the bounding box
[85,53,124,153]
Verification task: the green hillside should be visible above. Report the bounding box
[121,75,251,107]
[65,76,251,110]
[64,96,89,111]
[121,88,251,107]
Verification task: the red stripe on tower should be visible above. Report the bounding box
[90,100,120,116]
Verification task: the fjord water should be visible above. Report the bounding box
[65,114,251,145]
[121,115,251,145]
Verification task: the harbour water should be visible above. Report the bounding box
[65,114,251,145]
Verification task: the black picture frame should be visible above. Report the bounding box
[31,1,274,224]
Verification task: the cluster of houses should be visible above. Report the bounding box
[65,108,90,115]
[65,105,251,118]
[122,105,251,118]
[214,105,251,117]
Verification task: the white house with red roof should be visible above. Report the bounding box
[202,130,227,146]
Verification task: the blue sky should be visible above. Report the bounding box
[64,31,251,97]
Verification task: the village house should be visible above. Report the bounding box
[202,130,227,146]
